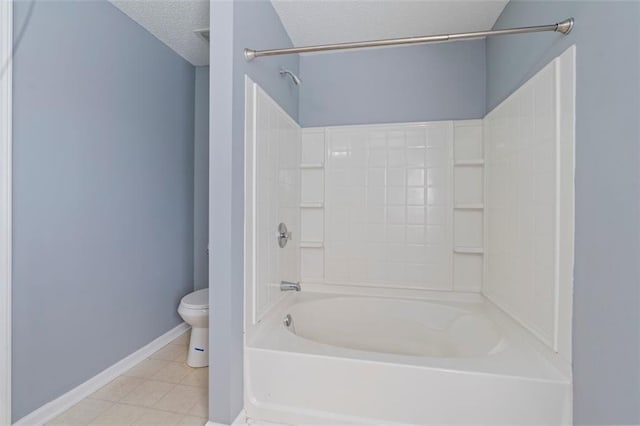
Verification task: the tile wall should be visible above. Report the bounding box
[484,46,575,356]
[254,86,300,320]
[299,121,484,293]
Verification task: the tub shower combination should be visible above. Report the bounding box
[243,32,575,426]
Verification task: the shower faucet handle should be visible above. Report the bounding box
[277,222,292,248]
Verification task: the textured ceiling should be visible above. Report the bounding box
[272,0,510,47]
[110,0,209,66]
[108,1,508,66]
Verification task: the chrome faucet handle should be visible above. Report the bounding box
[277,222,292,248]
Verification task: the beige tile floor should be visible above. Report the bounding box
[47,330,208,426]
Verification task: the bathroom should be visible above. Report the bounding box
[1,0,640,425]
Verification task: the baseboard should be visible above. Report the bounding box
[14,322,190,426]
[206,409,246,426]
[232,410,246,425]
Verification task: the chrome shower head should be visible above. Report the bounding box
[280,68,301,86]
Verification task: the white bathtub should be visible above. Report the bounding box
[245,292,571,425]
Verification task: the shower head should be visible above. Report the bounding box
[280,68,301,86]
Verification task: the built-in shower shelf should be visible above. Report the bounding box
[300,163,324,169]
[454,159,484,166]
[454,247,484,254]
[454,204,484,210]
[300,202,324,209]
[300,241,324,248]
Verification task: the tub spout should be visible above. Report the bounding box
[280,281,301,291]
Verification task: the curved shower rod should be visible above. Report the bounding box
[244,18,574,61]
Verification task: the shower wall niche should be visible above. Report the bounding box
[299,121,484,294]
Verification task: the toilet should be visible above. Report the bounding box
[178,288,209,367]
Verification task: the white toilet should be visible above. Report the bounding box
[178,288,209,368]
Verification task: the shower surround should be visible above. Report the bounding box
[244,46,575,424]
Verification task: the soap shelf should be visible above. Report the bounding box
[300,202,324,209]
[454,247,484,254]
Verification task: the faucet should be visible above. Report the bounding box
[280,281,301,292]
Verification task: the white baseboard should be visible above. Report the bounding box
[14,322,190,426]
[232,410,246,425]
[206,409,246,426]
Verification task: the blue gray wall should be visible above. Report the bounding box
[487,2,640,424]
[194,66,209,291]
[12,1,195,421]
[299,40,486,127]
[209,0,299,423]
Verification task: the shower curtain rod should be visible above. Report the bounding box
[244,18,574,61]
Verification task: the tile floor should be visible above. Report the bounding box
[47,330,208,426]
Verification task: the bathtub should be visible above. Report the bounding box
[245,292,571,425]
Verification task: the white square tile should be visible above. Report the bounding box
[388,149,406,167]
[454,167,483,205]
[367,148,387,167]
[366,186,385,205]
[301,208,324,243]
[406,129,426,148]
[407,187,425,206]
[454,125,483,161]
[407,169,425,186]
[426,206,447,225]
[454,210,483,248]
[407,207,425,225]
[425,123,451,148]
[407,148,426,167]
[426,225,446,244]
[348,168,366,186]
[301,169,324,204]
[386,186,406,205]
[301,131,325,164]
[368,131,386,148]
[385,225,405,243]
[387,131,405,148]
[387,206,405,225]
[301,248,324,281]
[366,206,385,224]
[367,168,385,186]
[406,225,425,244]
[387,168,405,186]
[427,167,447,188]
[426,147,447,167]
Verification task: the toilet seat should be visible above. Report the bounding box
[180,288,208,310]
